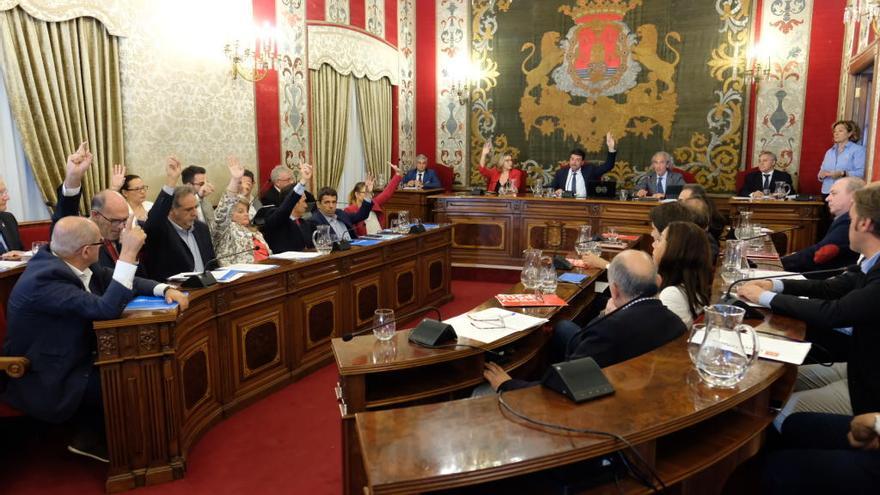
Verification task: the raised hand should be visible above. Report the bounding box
[481,141,492,157]
[365,173,375,194]
[389,162,402,177]
[227,156,244,179]
[118,215,146,263]
[110,164,126,191]
[198,182,215,198]
[606,131,616,152]
[299,162,313,183]
[64,141,93,188]
[166,156,182,187]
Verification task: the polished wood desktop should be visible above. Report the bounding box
[333,267,602,495]
[351,241,806,494]
[430,194,824,268]
[84,226,452,492]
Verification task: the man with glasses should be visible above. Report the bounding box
[181,165,215,233]
[142,157,216,282]
[1,215,188,462]
[53,142,146,273]
[261,165,296,207]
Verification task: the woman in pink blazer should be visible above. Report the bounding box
[345,163,403,237]
[478,141,525,194]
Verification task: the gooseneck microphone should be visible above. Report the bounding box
[181,246,259,289]
[722,264,859,303]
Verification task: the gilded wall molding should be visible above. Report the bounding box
[307,24,399,84]
[0,0,129,36]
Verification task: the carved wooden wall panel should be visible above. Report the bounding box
[351,272,383,329]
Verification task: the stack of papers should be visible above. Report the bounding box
[270,251,323,261]
[224,263,277,272]
[125,296,178,311]
[0,260,26,270]
[444,307,548,344]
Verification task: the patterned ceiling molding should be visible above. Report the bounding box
[0,0,129,36]
[307,24,399,84]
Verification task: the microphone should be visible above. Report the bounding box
[342,306,505,358]
[181,246,259,289]
[737,225,802,241]
[722,264,859,303]
[813,244,841,264]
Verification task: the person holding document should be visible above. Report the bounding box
[1,216,187,462]
[737,185,880,430]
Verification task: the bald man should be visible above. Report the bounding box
[483,250,686,392]
[52,142,141,270]
[1,216,187,462]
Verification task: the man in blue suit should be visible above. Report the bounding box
[308,185,374,241]
[402,154,442,189]
[1,216,188,462]
[783,176,865,275]
[550,132,617,197]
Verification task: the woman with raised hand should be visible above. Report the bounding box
[211,157,271,266]
[345,163,403,236]
[478,141,525,194]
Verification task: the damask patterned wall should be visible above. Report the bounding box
[118,0,257,197]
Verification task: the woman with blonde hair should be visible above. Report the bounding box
[212,158,271,266]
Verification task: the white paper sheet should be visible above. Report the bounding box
[444,307,548,344]
[270,251,323,261]
[0,260,26,270]
[224,263,278,272]
[690,329,811,365]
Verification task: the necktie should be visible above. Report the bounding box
[417,172,423,183]
[0,221,9,254]
[103,239,119,262]
[656,176,664,195]
[567,171,577,194]
[763,174,771,190]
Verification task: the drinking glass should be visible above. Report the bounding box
[521,249,542,296]
[605,226,620,245]
[618,189,628,201]
[390,218,400,233]
[397,210,410,233]
[372,309,396,341]
[31,241,48,254]
[539,256,557,295]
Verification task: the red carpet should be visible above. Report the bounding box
[0,278,511,495]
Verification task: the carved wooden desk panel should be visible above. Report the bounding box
[90,226,452,492]
[333,269,602,495]
[431,195,822,268]
[379,188,445,225]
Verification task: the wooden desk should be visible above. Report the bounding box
[333,268,602,495]
[352,241,806,494]
[432,194,823,268]
[89,227,452,492]
[728,198,824,255]
[380,188,444,225]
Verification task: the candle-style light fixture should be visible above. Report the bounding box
[844,0,880,35]
[743,41,771,87]
[224,22,278,82]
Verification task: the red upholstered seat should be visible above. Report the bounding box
[736,167,759,193]
[671,167,696,184]
[428,163,454,192]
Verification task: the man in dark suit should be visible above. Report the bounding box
[636,151,687,198]
[401,154,442,189]
[783,177,864,274]
[739,150,795,198]
[483,250,686,392]
[181,165,215,232]
[260,165,296,207]
[550,132,618,197]
[263,163,316,252]
[52,141,148,274]
[0,177,25,258]
[1,216,187,461]
[143,157,216,281]
[308,184,374,241]
[738,185,880,421]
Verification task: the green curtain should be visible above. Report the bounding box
[309,64,350,191]
[0,6,123,212]
[354,77,392,182]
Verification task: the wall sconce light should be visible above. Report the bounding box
[446,55,480,106]
[743,41,772,86]
[844,0,880,35]
[224,23,278,82]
